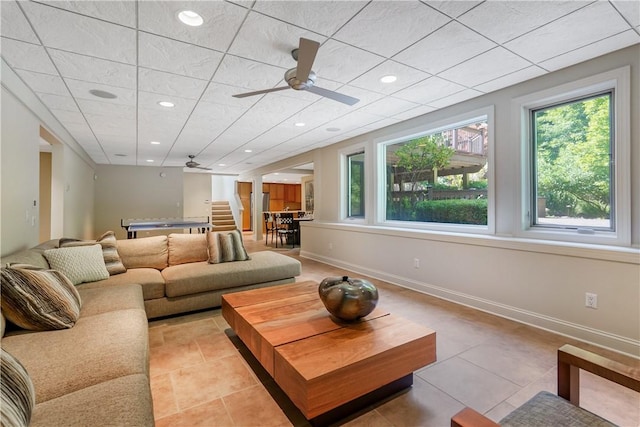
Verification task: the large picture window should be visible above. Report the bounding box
[531,92,613,231]
[383,116,489,226]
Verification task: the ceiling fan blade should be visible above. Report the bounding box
[306,86,360,106]
[296,38,320,83]
[233,86,290,98]
[196,166,212,171]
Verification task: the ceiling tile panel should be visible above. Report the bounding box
[21,1,136,63]
[611,0,640,27]
[458,1,590,44]
[228,12,326,67]
[358,97,420,118]
[392,105,437,121]
[348,60,431,95]
[138,91,197,119]
[425,1,483,18]
[539,30,640,72]
[394,21,496,75]
[200,82,260,108]
[252,1,367,36]
[85,115,136,138]
[50,109,87,127]
[393,76,466,104]
[49,49,136,89]
[428,88,483,108]
[138,68,208,100]
[16,70,69,96]
[138,33,223,80]
[474,66,547,93]
[212,55,285,91]
[438,47,531,87]
[65,79,136,105]
[334,1,450,58]
[77,99,136,119]
[504,2,632,63]
[138,1,247,51]
[37,93,80,113]
[312,39,385,84]
[35,1,137,27]
[0,38,57,74]
[0,1,39,43]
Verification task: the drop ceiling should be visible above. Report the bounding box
[1,1,638,175]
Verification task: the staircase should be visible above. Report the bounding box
[211,201,237,231]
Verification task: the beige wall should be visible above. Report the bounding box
[94,165,184,240]
[250,46,640,355]
[183,172,212,220]
[1,64,96,256]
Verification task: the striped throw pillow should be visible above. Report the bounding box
[59,231,126,275]
[1,349,35,427]
[207,230,250,264]
[0,264,82,330]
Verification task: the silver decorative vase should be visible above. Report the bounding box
[318,276,379,321]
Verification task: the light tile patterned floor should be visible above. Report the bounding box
[149,236,640,427]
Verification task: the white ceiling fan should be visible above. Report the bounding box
[233,38,360,106]
[185,155,211,170]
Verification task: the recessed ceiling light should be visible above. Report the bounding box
[244,149,252,153]
[218,163,226,167]
[146,159,154,163]
[158,101,175,108]
[150,141,161,145]
[380,75,397,83]
[326,127,341,132]
[178,10,203,27]
[89,89,117,99]
[294,122,305,127]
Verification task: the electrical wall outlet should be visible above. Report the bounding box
[585,292,598,309]
[414,258,420,269]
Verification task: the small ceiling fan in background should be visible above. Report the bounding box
[233,38,360,106]
[185,155,211,170]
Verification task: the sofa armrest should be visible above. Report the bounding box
[451,407,499,427]
[557,344,640,405]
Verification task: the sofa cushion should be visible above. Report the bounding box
[43,245,109,285]
[77,268,165,300]
[60,231,127,276]
[0,242,57,270]
[30,374,153,427]
[76,285,145,318]
[116,235,168,270]
[167,233,208,266]
[0,265,82,331]
[1,348,35,427]
[1,308,149,404]
[207,230,249,264]
[163,251,301,298]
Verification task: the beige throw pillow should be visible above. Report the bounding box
[44,244,109,285]
[59,231,126,275]
[0,264,82,330]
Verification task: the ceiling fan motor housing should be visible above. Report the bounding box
[285,68,316,90]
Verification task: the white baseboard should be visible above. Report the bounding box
[299,250,640,358]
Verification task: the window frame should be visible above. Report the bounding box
[340,144,369,223]
[513,66,630,246]
[374,106,495,235]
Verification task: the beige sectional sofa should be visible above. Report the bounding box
[0,231,301,426]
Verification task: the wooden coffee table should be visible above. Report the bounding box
[222,281,436,425]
